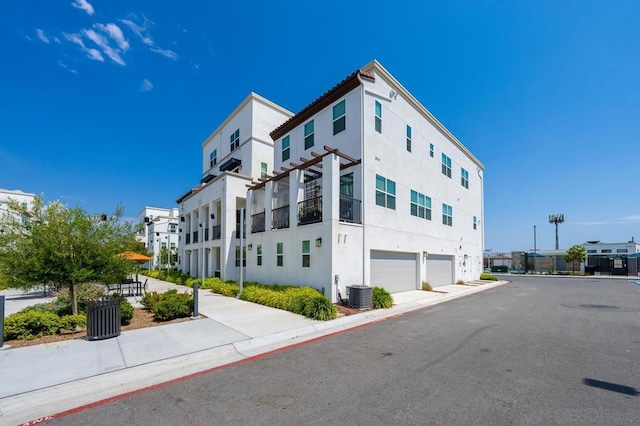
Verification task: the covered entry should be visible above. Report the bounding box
[370,250,417,293]
[426,254,454,287]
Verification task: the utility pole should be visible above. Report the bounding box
[533,225,537,273]
[549,214,564,250]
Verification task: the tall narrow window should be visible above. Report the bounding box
[230,129,240,152]
[235,246,246,267]
[333,100,346,135]
[302,240,310,267]
[473,216,477,230]
[277,242,284,267]
[441,153,452,178]
[406,125,412,152]
[257,244,263,266]
[442,204,453,226]
[375,174,396,210]
[282,135,290,162]
[210,149,217,167]
[261,162,268,179]
[461,168,469,189]
[430,143,434,158]
[374,100,382,133]
[304,120,314,150]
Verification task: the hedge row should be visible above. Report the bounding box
[3,310,87,340]
[479,273,499,281]
[140,289,194,321]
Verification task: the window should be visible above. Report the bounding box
[375,174,396,210]
[461,168,469,189]
[441,153,452,178]
[601,249,612,253]
[304,120,314,150]
[230,129,240,151]
[169,224,177,232]
[257,244,263,266]
[302,240,310,267]
[442,203,453,226]
[210,149,217,168]
[374,100,382,133]
[161,242,167,249]
[277,242,284,266]
[430,143,434,158]
[170,242,176,249]
[340,173,353,197]
[261,162,268,179]
[406,125,412,152]
[587,250,597,253]
[617,249,628,253]
[333,100,346,135]
[410,190,431,220]
[282,135,290,162]
[473,216,477,230]
[235,246,246,267]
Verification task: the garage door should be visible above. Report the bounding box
[370,250,417,293]
[426,255,453,287]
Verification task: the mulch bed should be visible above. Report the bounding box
[3,308,195,349]
[335,304,372,316]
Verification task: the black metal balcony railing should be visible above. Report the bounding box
[339,196,362,224]
[298,196,323,226]
[271,205,290,229]
[235,226,246,239]
[193,231,198,244]
[185,233,191,245]
[212,224,221,240]
[204,227,209,241]
[251,211,265,233]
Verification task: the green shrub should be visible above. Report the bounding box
[54,283,107,315]
[153,291,193,321]
[479,273,498,281]
[303,295,337,320]
[372,286,393,309]
[140,291,163,311]
[200,277,240,297]
[59,314,87,331]
[421,281,433,291]
[456,279,466,285]
[3,311,61,340]
[238,284,335,320]
[120,298,135,325]
[18,302,57,314]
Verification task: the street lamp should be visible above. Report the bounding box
[533,225,537,273]
[549,214,564,250]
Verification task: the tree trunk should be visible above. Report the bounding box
[70,282,78,316]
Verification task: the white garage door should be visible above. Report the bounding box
[426,255,454,287]
[370,251,417,293]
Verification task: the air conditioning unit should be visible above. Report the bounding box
[347,285,372,309]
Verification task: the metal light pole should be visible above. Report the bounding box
[533,225,537,273]
[191,215,201,320]
[238,208,244,297]
[166,235,170,276]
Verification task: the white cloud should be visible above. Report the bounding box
[71,0,95,16]
[94,23,129,51]
[64,32,104,62]
[119,19,153,46]
[120,17,178,60]
[36,29,50,44]
[139,79,154,92]
[53,36,62,44]
[58,60,78,74]
[150,47,178,60]
[577,215,640,226]
[82,28,125,65]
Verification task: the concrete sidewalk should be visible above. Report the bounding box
[0,278,507,425]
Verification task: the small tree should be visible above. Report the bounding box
[0,197,139,315]
[565,244,587,274]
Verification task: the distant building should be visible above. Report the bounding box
[583,240,640,274]
[0,188,37,228]
[137,206,179,269]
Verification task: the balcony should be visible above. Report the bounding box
[204,227,209,241]
[212,224,221,240]
[339,196,362,224]
[251,211,265,233]
[298,196,323,226]
[185,233,191,245]
[271,205,290,229]
[193,231,198,244]
[235,226,246,239]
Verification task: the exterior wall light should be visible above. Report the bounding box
[315,238,322,247]
[247,244,253,250]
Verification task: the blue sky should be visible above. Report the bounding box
[1,0,639,254]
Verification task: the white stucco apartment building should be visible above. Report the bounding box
[177,61,484,302]
[176,94,293,280]
[245,60,484,302]
[0,189,37,227]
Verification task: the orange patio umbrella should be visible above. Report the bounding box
[117,251,153,261]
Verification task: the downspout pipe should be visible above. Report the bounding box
[356,72,366,287]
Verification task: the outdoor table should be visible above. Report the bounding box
[105,281,143,296]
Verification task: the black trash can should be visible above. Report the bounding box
[86,296,121,341]
[347,285,372,309]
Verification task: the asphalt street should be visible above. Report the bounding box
[52,276,640,425]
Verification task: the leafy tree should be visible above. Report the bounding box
[0,197,139,315]
[565,244,587,274]
[158,246,178,269]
